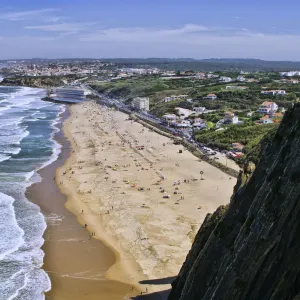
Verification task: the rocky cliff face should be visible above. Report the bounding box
[169,103,300,300]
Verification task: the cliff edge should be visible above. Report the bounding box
[169,103,300,300]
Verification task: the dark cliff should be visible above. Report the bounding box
[169,103,300,300]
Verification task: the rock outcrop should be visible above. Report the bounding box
[169,103,300,300]
[0,76,64,88]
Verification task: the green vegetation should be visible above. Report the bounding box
[90,76,203,116]
[91,73,298,117]
[195,123,279,154]
[237,127,278,165]
[0,75,83,88]
[90,71,295,167]
[100,58,300,72]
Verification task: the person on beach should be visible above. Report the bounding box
[84,224,87,228]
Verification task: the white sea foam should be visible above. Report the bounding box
[37,105,64,171]
[0,193,25,261]
[0,86,64,299]
[46,213,65,226]
[0,153,11,163]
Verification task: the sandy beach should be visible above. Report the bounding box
[53,101,237,298]
[27,110,137,300]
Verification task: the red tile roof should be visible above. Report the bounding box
[260,115,270,121]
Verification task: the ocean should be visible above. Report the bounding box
[0,86,65,299]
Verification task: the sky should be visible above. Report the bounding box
[0,0,299,60]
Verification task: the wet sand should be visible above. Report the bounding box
[26,109,138,300]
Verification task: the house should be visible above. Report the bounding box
[224,111,235,118]
[279,78,300,84]
[195,72,206,79]
[257,115,274,124]
[193,107,206,113]
[259,119,274,124]
[280,71,300,77]
[207,73,219,78]
[162,114,178,123]
[236,76,246,82]
[175,107,194,119]
[257,102,278,114]
[260,90,286,96]
[193,118,207,129]
[219,76,233,83]
[224,115,239,124]
[132,97,150,111]
[163,97,173,103]
[246,112,254,117]
[204,93,217,100]
[223,112,239,124]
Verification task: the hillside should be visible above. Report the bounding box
[4,58,300,71]
[169,103,300,300]
[0,75,81,88]
[102,58,300,72]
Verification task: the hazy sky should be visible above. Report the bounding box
[0,0,299,60]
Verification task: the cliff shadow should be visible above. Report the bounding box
[131,289,171,300]
[139,276,176,285]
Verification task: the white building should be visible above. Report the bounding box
[175,107,194,119]
[224,115,239,125]
[219,76,233,83]
[236,76,246,82]
[164,97,174,103]
[257,102,278,114]
[280,71,300,77]
[193,118,207,129]
[162,114,178,122]
[132,97,150,111]
[261,90,286,96]
[223,112,239,125]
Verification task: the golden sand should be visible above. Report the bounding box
[54,101,237,297]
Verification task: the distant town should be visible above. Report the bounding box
[1,58,300,167]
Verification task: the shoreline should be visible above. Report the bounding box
[26,107,138,299]
[56,106,146,290]
[55,101,236,297]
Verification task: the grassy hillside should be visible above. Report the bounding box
[0,75,82,88]
[195,123,279,153]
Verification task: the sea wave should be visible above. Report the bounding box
[0,86,64,299]
[0,192,24,261]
